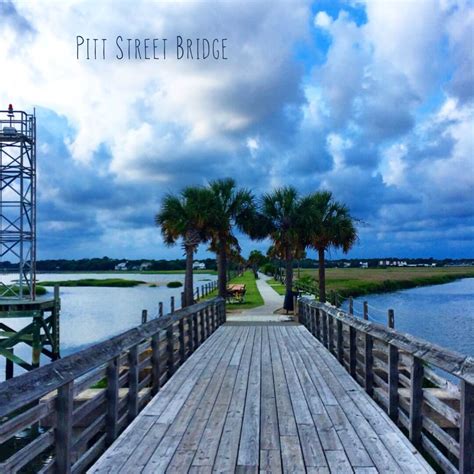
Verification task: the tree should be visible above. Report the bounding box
[307,191,357,302]
[206,178,256,298]
[260,186,308,308]
[155,187,212,307]
[247,249,268,277]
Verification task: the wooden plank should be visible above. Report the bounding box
[259,449,282,473]
[324,450,352,473]
[106,356,119,446]
[460,380,474,474]
[56,381,74,474]
[280,435,306,473]
[213,328,255,473]
[127,344,139,421]
[237,326,262,470]
[365,334,374,396]
[409,356,423,447]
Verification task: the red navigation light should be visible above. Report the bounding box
[8,104,13,112]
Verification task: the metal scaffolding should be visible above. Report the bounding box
[0,105,36,299]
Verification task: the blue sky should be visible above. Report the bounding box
[0,0,473,260]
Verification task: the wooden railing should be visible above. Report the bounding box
[193,280,218,302]
[298,298,473,474]
[0,297,225,474]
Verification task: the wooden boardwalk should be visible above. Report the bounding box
[90,324,433,473]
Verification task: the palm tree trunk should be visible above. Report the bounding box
[184,245,194,307]
[318,247,326,303]
[217,240,227,298]
[285,245,293,294]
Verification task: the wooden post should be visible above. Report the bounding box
[388,309,394,329]
[151,333,160,395]
[106,356,119,445]
[388,343,399,422]
[170,296,175,313]
[363,301,368,320]
[181,292,185,309]
[192,313,199,350]
[364,334,374,396]
[460,381,474,474]
[52,285,60,360]
[56,381,74,474]
[178,318,185,363]
[5,349,13,379]
[409,356,423,447]
[315,308,321,340]
[199,310,205,343]
[187,316,194,354]
[349,297,353,315]
[205,307,210,339]
[328,314,334,354]
[32,316,41,368]
[349,326,356,377]
[128,344,139,421]
[293,295,298,317]
[221,300,226,324]
[196,287,200,301]
[142,309,148,325]
[166,325,175,378]
[337,320,344,363]
[159,302,163,318]
[211,305,216,333]
[322,311,328,347]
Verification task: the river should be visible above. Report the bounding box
[341,277,474,357]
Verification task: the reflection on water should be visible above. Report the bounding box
[341,278,474,356]
[0,272,217,380]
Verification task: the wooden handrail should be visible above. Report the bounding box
[298,297,474,474]
[0,297,226,473]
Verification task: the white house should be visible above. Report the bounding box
[115,262,128,271]
[193,261,206,270]
[360,261,368,269]
[140,262,152,271]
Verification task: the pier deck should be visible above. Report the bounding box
[90,324,433,473]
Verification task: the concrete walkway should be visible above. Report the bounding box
[226,273,293,322]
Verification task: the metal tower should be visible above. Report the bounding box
[0,105,36,299]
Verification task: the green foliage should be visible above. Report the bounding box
[261,262,277,275]
[39,278,145,287]
[0,285,47,296]
[166,281,183,288]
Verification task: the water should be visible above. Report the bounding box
[341,278,474,357]
[0,272,217,379]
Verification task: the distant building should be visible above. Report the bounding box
[193,261,206,270]
[140,262,152,271]
[360,262,368,268]
[115,262,128,271]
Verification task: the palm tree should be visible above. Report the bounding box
[307,191,357,303]
[260,186,308,308]
[155,186,212,307]
[206,178,256,298]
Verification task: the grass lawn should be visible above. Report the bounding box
[42,270,218,275]
[268,266,474,299]
[204,270,264,311]
[38,278,146,288]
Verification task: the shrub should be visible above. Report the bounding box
[167,281,183,288]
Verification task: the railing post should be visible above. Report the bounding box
[192,313,199,350]
[388,343,399,422]
[187,315,194,354]
[178,318,186,364]
[200,310,205,342]
[322,310,328,347]
[170,296,175,313]
[328,314,334,354]
[159,302,163,318]
[196,287,200,301]
[349,326,356,377]
[142,309,148,324]
[409,356,423,447]
[181,291,185,309]
[205,307,210,339]
[364,334,374,396]
[56,380,74,474]
[151,332,160,395]
[363,301,368,320]
[211,304,216,333]
[52,284,60,360]
[315,308,321,340]
[166,324,175,378]
[128,344,139,421]
[460,381,474,474]
[221,299,227,324]
[388,309,395,329]
[337,319,344,363]
[106,356,119,445]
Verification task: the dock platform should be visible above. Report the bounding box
[90,324,433,473]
